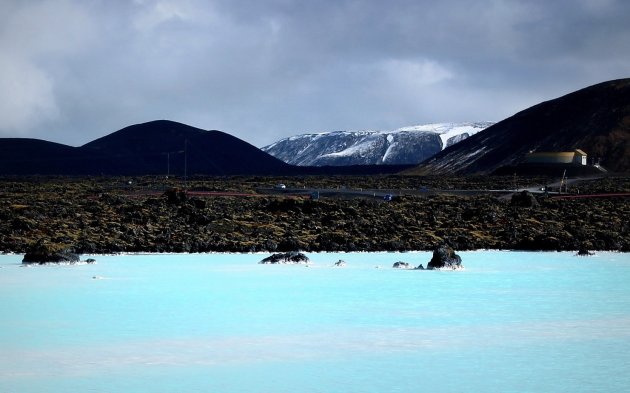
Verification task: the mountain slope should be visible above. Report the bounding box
[0,120,294,176]
[0,139,85,175]
[81,120,293,176]
[411,79,630,174]
[261,122,493,166]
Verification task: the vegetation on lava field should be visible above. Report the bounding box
[1,175,628,254]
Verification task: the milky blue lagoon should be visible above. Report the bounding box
[1,251,630,393]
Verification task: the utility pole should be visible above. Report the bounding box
[513,173,517,191]
[164,150,184,179]
[184,139,188,190]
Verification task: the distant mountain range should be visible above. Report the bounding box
[411,78,630,174]
[0,121,412,176]
[261,122,494,166]
[0,79,627,177]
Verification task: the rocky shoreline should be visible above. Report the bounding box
[1,175,628,255]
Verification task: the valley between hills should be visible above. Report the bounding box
[2,175,629,255]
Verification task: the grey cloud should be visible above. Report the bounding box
[1,0,629,147]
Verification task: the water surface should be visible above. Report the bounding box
[1,251,629,392]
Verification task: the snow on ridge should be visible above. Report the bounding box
[322,122,493,146]
[395,123,454,133]
[260,121,495,166]
[395,121,493,133]
[394,122,493,149]
[439,126,473,149]
[265,122,493,148]
[287,132,326,141]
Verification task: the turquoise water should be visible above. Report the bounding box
[1,251,630,393]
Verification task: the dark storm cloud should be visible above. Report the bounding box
[1,0,629,147]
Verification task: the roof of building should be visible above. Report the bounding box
[528,152,575,157]
[527,149,587,157]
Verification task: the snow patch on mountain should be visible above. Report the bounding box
[382,141,397,162]
[320,139,376,159]
[395,123,492,148]
[262,122,494,166]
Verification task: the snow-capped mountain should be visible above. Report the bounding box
[261,122,494,166]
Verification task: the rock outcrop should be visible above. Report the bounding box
[426,245,463,270]
[392,261,411,269]
[511,190,539,208]
[22,241,80,265]
[260,251,310,264]
[163,188,187,204]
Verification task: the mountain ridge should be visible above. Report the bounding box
[0,120,411,176]
[1,78,627,176]
[261,122,494,166]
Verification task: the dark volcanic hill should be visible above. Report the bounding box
[0,139,85,175]
[411,78,630,175]
[80,120,294,176]
[0,120,294,176]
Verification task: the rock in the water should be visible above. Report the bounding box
[392,261,411,269]
[260,251,310,264]
[334,259,347,267]
[426,244,463,270]
[576,247,594,256]
[414,264,425,270]
[22,241,80,265]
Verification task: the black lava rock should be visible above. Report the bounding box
[22,241,80,264]
[511,190,539,208]
[260,251,310,264]
[426,244,463,270]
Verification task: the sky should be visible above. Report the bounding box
[1,0,629,148]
